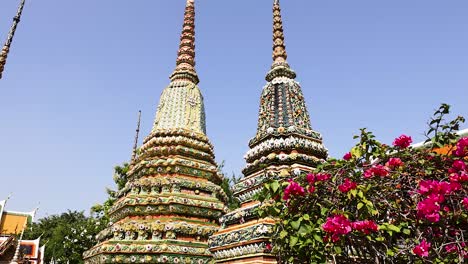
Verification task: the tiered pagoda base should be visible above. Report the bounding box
[84,129,228,264]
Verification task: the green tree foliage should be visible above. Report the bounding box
[257,105,468,263]
[90,162,129,226]
[218,161,241,210]
[23,210,105,264]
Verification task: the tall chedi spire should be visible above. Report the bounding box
[84,1,227,263]
[0,0,26,79]
[209,1,328,263]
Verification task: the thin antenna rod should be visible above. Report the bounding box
[131,110,142,162]
[0,0,26,79]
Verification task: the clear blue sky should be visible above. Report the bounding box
[1,0,467,219]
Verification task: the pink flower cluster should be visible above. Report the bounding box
[449,160,468,182]
[322,215,378,242]
[445,242,468,258]
[306,173,331,184]
[343,152,352,161]
[454,137,468,157]
[417,180,461,222]
[463,198,468,210]
[413,239,431,257]
[386,157,404,169]
[351,220,379,235]
[393,134,413,149]
[283,180,305,200]
[322,215,352,242]
[338,178,357,193]
[363,165,389,178]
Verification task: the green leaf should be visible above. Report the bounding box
[334,246,342,254]
[280,230,288,239]
[271,181,280,193]
[313,233,323,243]
[290,236,299,247]
[387,224,401,233]
[291,220,301,230]
[303,214,310,221]
[358,190,364,198]
[386,249,395,256]
[320,207,328,216]
[402,229,411,235]
[357,203,364,210]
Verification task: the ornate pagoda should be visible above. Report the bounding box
[0,0,26,79]
[83,1,228,263]
[208,1,328,263]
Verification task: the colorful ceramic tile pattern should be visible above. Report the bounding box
[83,1,228,263]
[208,1,328,263]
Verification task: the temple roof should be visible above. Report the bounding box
[0,210,35,236]
[0,198,37,236]
[0,0,26,79]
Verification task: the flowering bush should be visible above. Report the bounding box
[257,104,468,263]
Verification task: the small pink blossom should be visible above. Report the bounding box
[338,178,357,193]
[417,197,441,222]
[363,165,389,178]
[454,137,468,157]
[316,173,331,181]
[450,171,468,182]
[343,152,352,161]
[386,158,404,169]
[393,135,413,149]
[463,198,468,210]
[351,220,378,234]
[322,215,352,242]
[306,173,315,184]
[308,185,316,193]
[445,244,458,253]
[282,180,305,200]
[452,160,467,172]
[413,240,431,257]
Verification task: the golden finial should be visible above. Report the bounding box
[0,0,26,80]
[169,0,199,84]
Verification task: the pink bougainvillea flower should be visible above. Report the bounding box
[363,165,389,178]
[308,185,316,194]
[445,244,458,253]
[282,180,305,200]
[322,215,352,242]
[463,198,468,210]
[450,171,468,183]
[418,180,459,196]
[417,196,441,222]
[454,137,468,157]
[393,134,413,149]
[343,152,352,161]
[386,157,404,169]
[452,160,467,172]
[413,240,431,257]
[306,173,315,184]
[338,178,357,193]
[351,220,379,234]
[316,173,331,181]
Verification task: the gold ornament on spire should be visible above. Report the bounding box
[272,0,288,65]
[170,0,199,84]
[0,0,26,80]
